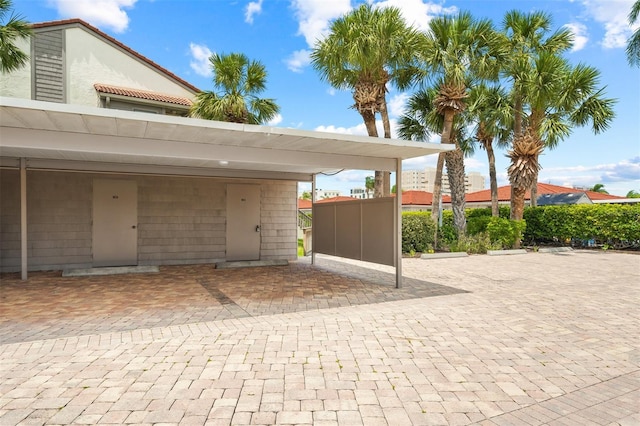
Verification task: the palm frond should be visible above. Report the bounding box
[0,0,32,73]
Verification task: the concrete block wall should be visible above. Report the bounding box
[0,170,21,271]
[0,170,93,272]
[137,176,227,265]
[0,170,298,272]
[260,181,298,261]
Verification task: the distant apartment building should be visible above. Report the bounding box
[401,168,486,195]
[350,187,373,199]
[315,189,341,199]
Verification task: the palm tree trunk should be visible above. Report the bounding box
[446,148,467,235]
[440,109,466,234]
[374,171,384,198]
[529,155,539,207]
[360,109,383,197]
[511,185,527,235]
[440,110,454,145]
[484,140,499,217]
[379,98,392,196]
[431,152,445,247]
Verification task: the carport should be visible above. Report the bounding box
[0,97,453,286]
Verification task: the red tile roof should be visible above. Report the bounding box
[465,183,626,203]
[32,19,200,94]
[94,84,193,107]
[297,183,624,210]
[316,196,359,203]
[398,190,433,205]
[298,199,312,209]
[298,196,369,209]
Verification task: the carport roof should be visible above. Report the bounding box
[0,97,453,181]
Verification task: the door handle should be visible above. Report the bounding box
[255,225,260,232]
[132,225,137,229]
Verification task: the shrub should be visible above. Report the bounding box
[467,215,492,235]
[523,204,640,247]
[487,217,527,249]
[402,212,436,253]
[447,232,501,254]
[437,210,457,248]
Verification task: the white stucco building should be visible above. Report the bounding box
[401,168,486,194]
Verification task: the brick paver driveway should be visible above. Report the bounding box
[0,251,638,425]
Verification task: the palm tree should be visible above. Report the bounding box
[627,0,640,66]
[300,191,312,200]
[626,189,640,198]
[364,176,374,199]
[467,84,512,217]
[190,52,279,124]
[398,85,445,229]
[0,0,31,74]
[398,85,474,246]
[311,4,422,197]
[507,52,615,218]
[500,11,574,219]
[590,183,609,194]
[415,11,502,234]
[528,56,615,208]
[500,11,573,137]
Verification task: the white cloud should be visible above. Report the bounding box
[372,0,457,32]
[48,0,137,33]
[578,0,638,49]
[315,117,405,138]
[189,43,213,77]
[464,157,486,172]
[289,0,351,47]
[601,22,632,49]
[266,113,283,126]
[402,155,438,170]
[387,92,409,117]
[245,0,263,24]
[539,157,640,194]
[564,22,589,51]
[315,122,368,136]
[285,49,311,73]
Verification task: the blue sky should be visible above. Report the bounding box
[17,0,640,197]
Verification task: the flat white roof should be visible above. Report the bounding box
[0,97,453,180]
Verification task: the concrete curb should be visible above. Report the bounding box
[63,265,160,277]
[487,249,528,256]
[215,259,289,269]
[538,247,574,253]
[420,252,469,259]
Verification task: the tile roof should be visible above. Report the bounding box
[397,190,434,205]
[298,199,312,209]
[297,183,624,211]
[94,84,193,107]
[464,182,626,202]
[297,197,355,209]
[32,19,200,94]
[298,192,442,208]
[317,196,359,203]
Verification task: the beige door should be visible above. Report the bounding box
[93,179,138,267]
[226,184,261,261]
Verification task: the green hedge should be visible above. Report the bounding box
[486,217,527,249]
[401,204,640,253]
[523,204,640,246]
[402,212,436,253]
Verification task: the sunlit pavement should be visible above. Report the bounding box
[0,251,638,425]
